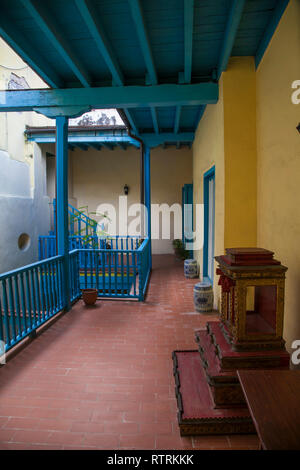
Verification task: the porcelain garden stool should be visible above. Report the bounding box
[184,259,198,278]
[193,281,214,313]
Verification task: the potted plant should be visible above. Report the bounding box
[172,239,189,260]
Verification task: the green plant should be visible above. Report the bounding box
[172,239,189,260]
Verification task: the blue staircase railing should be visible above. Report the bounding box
[51,199,98,238]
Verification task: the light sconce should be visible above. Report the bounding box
[124,184,129,195]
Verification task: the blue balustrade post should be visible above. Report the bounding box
[56,116,71,311]
[144,146,152,270]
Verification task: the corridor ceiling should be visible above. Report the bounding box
[0,0,289,147]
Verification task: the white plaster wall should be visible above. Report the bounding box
[0,144,50,273]
[0,39,53,272]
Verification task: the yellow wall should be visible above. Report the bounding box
[256,0,300,351]
[193,57,257,308]
[223,57,257,248]
[192,79,225,305]
[193,0,300,351]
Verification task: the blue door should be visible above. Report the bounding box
[203,167,215,283]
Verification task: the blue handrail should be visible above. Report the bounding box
[52,199,97,237]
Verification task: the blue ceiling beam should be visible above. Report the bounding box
[0,16,63,88]
[151,108,159,134]
[174,106,182,134]
[255,0,290,68]
[75,0,123,87]
[20,0,92,87]
[128,0,158,85]
[217,0,246,80]
[123,109,139,134]
[128,0,159,134]
[74,0,138,134]
[0,82,218,112]
[141,132,194,148]
[184,0,195,84]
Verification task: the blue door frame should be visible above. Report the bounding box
[203,166,215,284]
[182,183,193,258]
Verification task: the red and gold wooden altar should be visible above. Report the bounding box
[173,248,290,435]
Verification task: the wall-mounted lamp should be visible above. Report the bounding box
[297,123,300,134]
[124,184,129,195]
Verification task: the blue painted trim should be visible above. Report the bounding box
[184,0,194,83]
[128,0,158,85]
[20,0,91,87]
[0,83,218,113]
[182,184,193,258]
[144,147,152,270]
[56,116,71,310]
[26,131,194,148]
[217,0,246,80]
[255,0,290,69]
[203,166,215,284]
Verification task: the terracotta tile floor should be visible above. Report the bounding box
[0,255,259,450]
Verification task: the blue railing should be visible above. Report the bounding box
[39,235,97,260]
[0,238,150,353]
[0,254,81,353]
[76,237,150,300]
[39,235,142,263]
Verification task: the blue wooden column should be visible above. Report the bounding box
[144,146,152,270]
[56,116,70,311]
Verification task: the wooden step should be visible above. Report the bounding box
[172,350,255,436]
[207,321,290,370]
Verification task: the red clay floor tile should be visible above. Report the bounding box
[0,255,257,450]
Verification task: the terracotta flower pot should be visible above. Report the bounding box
[82,288,98,306]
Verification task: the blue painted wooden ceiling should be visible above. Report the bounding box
[0,0,289,145]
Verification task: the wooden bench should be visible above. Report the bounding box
[238,370,300,450]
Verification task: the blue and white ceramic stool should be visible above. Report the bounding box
[193,281,214,313]
[184,259,198,278]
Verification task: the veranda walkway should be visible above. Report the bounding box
[0,255,259,450]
